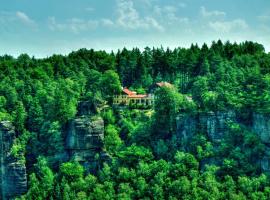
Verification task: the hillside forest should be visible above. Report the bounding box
[1,40,270,199]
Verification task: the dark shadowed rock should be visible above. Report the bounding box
[176,111,236,144]
[77,101,95,116]
[65,115,110,173]
[0,121,27,200]
[252,113,270,173]
[176,113,197,149]
[66,116,104,150]
[252,113,270,144]
[258,147,270,173]
[176,111,270,173]
[176,111,236,170]
[199,111,236,143]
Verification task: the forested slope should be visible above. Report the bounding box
[1,40,270,199]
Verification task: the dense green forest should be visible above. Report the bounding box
[1,40,270,199]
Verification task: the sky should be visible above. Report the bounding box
[0,0,270,58]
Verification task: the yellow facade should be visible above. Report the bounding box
[113,94,154,106]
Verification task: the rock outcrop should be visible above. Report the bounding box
[252,113,270,173]
[176,113,197,148]
[176,111,236,145]
[199,111,236,142]
[0,121,27,200]
[176,111,237,169]
[65,102,110,172]
[252,113,270,144]
[77,101,95,116]
[176,111,270,173]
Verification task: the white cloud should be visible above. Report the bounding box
[85,7,95,12]
[145,17,164,31]
[164,6,177,13]
[138,0,154,7]
[115,0,164,31]
[167,13,189,24]
[153,5,189,25]
[200,6,226,17]
[153,5,162,15]
[16,11,36,26]
[48,17,98,33]
[0,11,36,27]
[178,17,189,23]
[178,2,186,8]
[258,14,270,21]
[48,0,165,33]
[209,19,248,33]
[101,19,114,27]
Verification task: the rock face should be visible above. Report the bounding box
[252,113,270,144]
[65,113,109,172]
[0,121,27,200]
[176,113,197,149]
[77,101,95,116]
[66,116,104,150]
[176,111,236,145]
[199,111,236,143]
[176,111,236,168]
[252,113,270,173]
[176,111,270,173]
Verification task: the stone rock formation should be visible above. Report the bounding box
[0,121,27,200]
[176,111,270,173]
[77,101,95,116]
[252,113,270,173]
[176,113,197,148]
[252,113,270,144]
[65,105,110,173]
[176,111,237,168]
[176,111,236,145]
[199,111,236,142]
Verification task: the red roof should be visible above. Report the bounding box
[122,88,148,98]
[123,88,137,95]
[156,82,172,88]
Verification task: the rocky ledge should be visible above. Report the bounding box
[0,121,27,200]
[65,114,110,173]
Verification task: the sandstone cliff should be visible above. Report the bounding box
[176,111,270,173]
[64,101,110,173]
[252,113,270,173]
[0,121,27,200]
[176,111,236,145]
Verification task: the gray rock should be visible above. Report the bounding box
[0,121,27,200]
[175,111,236,169]
[252,113,270,144]
[251,113,270,173]
[77,101,94,116]
[176,113,197,147]
[258,146,270,173]
[66,116,104,150]
[65,115,110,173]
[199,111,236,143]
[176,111,236,144]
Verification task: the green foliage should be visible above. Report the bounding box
[53,79,80,123]
[154,86,195,136]
[12,101,27,132]
[22,151,270,200]
[117,144,154,167]
[100,70,122,101]
[1,41,270,199]
[39,121,64,156]
[102,109,116,125]
[104,124,123,154]
[60,162,84,182]
[11,130,30,163]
